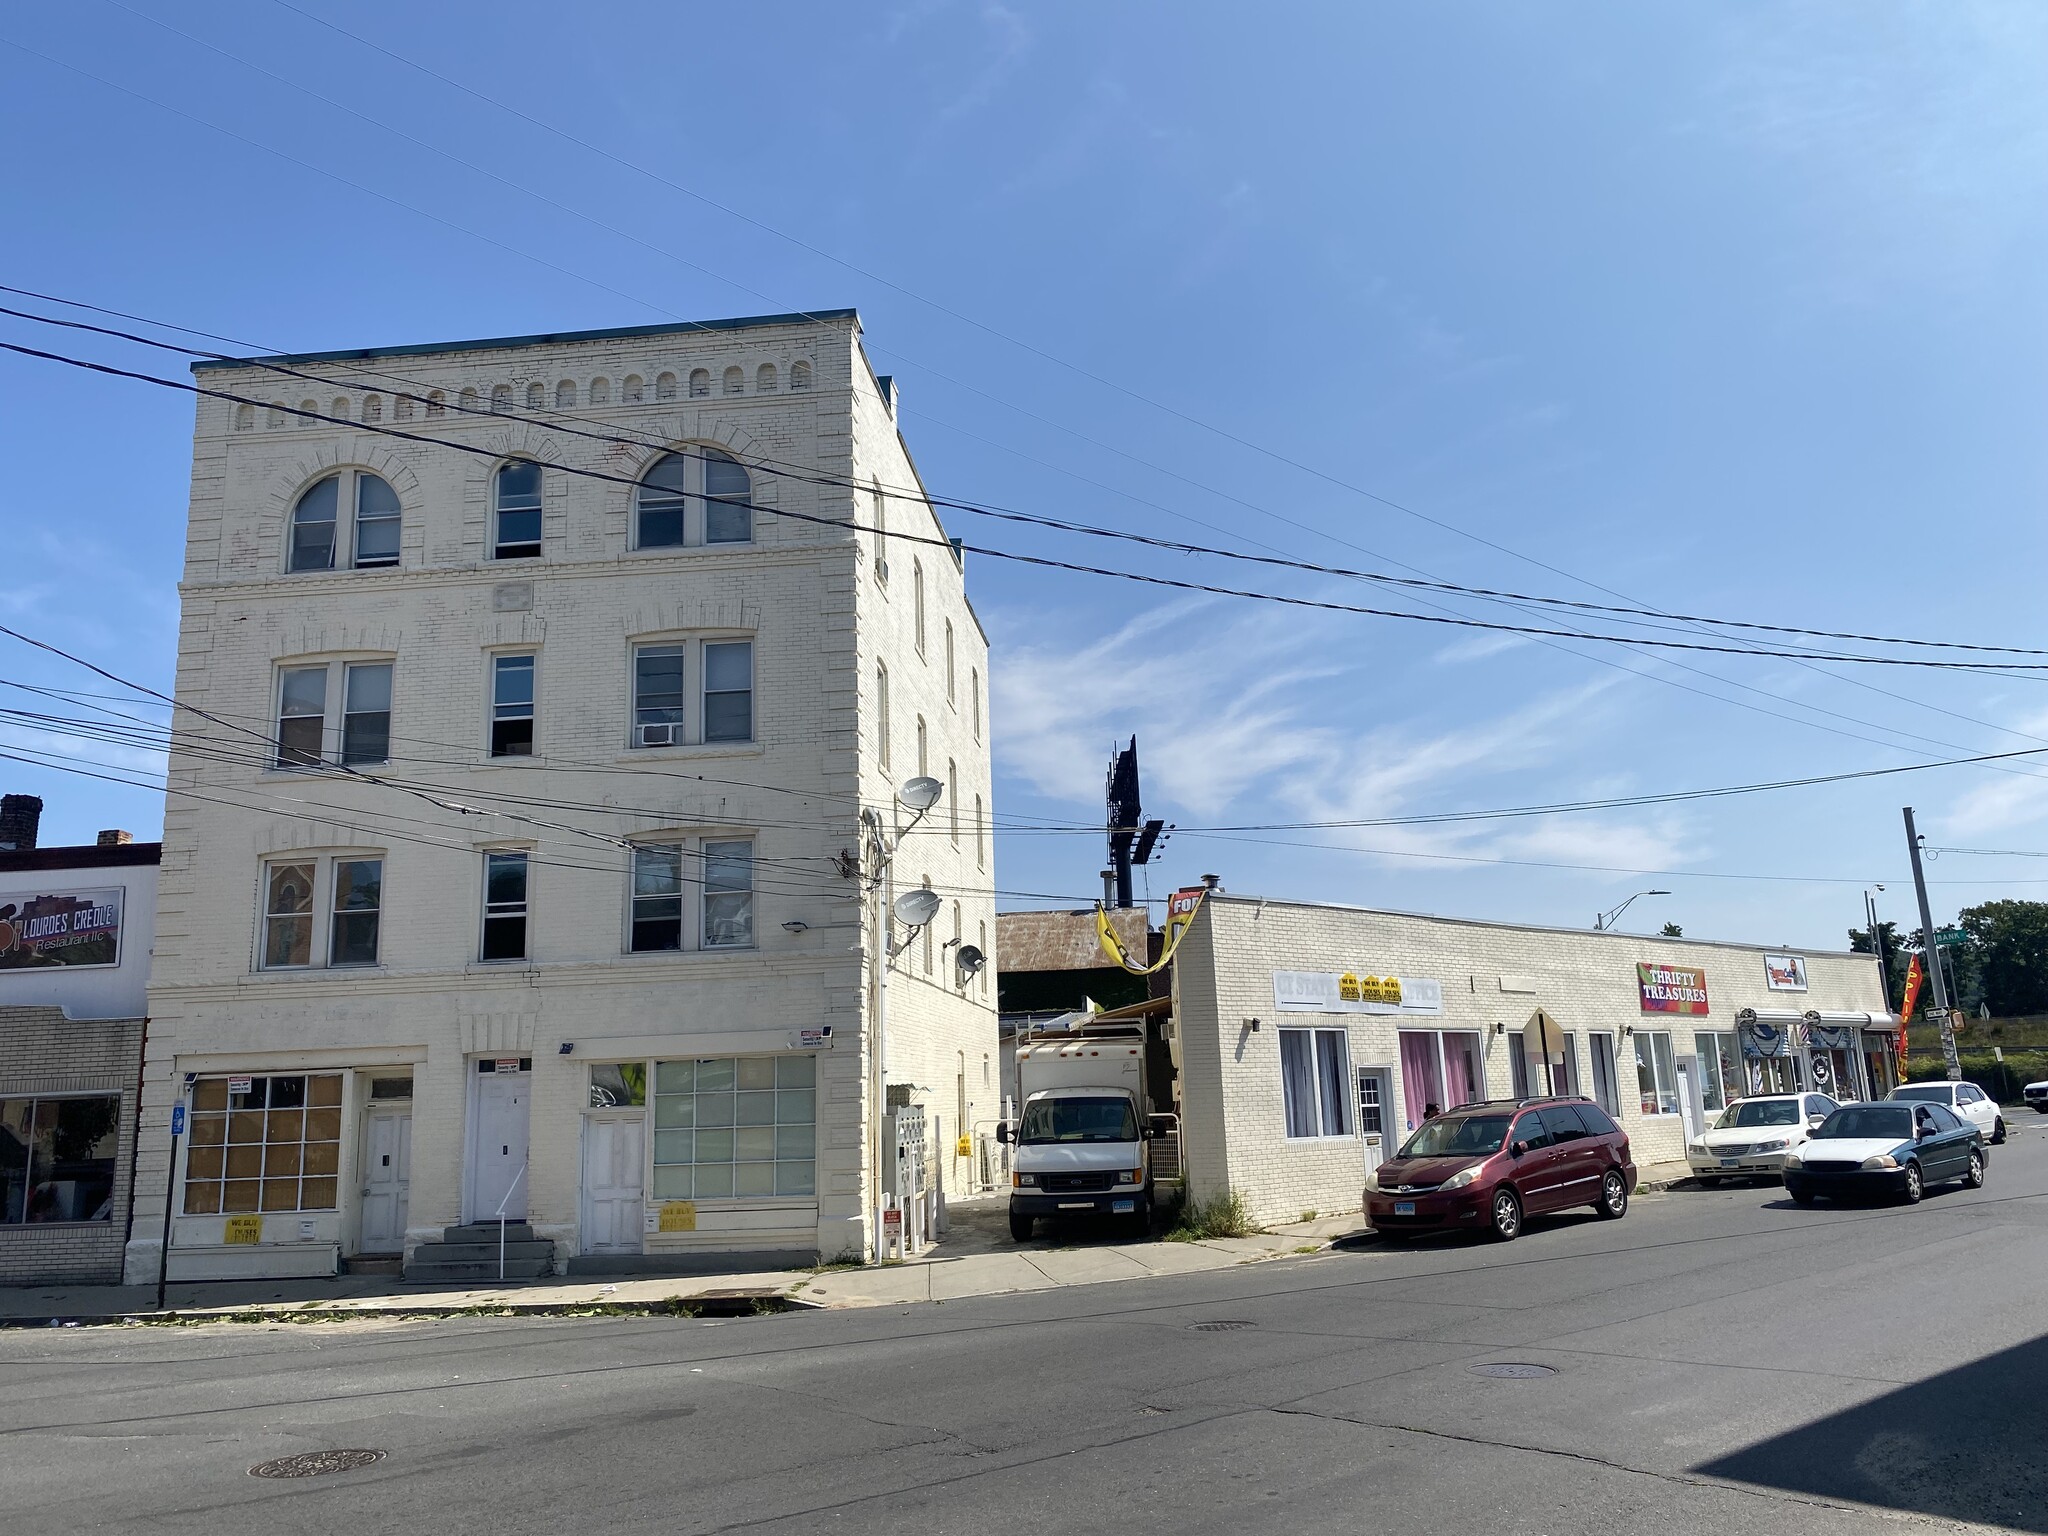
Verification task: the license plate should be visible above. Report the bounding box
[1720,1157,1738,1167]
[1394,1201,1416,1216]
[1112,1199,1135,1213]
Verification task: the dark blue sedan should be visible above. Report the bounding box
[1781,1101,1986,1205]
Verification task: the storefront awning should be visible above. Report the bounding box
[1735,1007,1897,1028]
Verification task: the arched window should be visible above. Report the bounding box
[289,471,400,572]
[655,372,678,402]
[790,360,812,392]
[971,668,981,741]
[633,449,752,549]
[526,381,545,410]
[689,368,710,398]
[876,662,891,767]
[913,561,926,655]
[459,387,479,412]
[589,377,610,405]
[974,795,985,869]
[948,759,959,842]
[234,403,255,431]
[297,399,317,422]
[622,374,644,403]
[331,397,348,420]
[978,921,989,994]
[427,391,446,418]
[556,379,576,408]
[916,716,928,779]
[493,461,542,560]
[756,363,777,393]
[361,395,382,423]
[393,394,414,421]
[722,366,744,396]
[944,620,955,700]
[267,403,285,429]
[492,385,513,411]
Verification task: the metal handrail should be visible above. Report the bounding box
[495,1158,528,1282]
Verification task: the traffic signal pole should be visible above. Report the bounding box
[1903,807,1963,1081]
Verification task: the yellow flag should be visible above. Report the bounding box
[1097,888,1207,976]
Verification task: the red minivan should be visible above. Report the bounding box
[1364,1097,1635,1242]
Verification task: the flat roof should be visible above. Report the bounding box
[0,842,162,873]
[1206,891,1868,960]
[192,309,861,373]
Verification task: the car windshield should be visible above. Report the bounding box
[1399,1113,1513,1159]
[1890,1086,1951,1103]
[1713,1100,1800,1129]
[1815,1106,1914,1141]
[1018,1096,1137,1144]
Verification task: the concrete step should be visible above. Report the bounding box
[440,1222,537,1244]
[410,1240,555,1265]
[341,1254,403,1276]
[403,1256,555,1282]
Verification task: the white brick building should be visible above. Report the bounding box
[0,799,156,1284]
[125,311,997,1283]
[1170,895,1893,1227]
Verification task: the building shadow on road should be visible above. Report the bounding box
[1696,1333,2048,1530]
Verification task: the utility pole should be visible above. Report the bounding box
[1902,807,1962,1081]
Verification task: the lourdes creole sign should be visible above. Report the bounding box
[0,888,124,971]
[1637,962,1709,1016]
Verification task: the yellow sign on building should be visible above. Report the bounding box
[222,1214,263,1245]
[657,1200,698,1233]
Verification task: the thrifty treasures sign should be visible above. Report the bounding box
[0,888,123,971]
[1637,962,1709,1015]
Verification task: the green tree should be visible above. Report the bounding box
[1957,900,2048,1016]
[1848,920,1909,1012]
[1658,921,1682,938]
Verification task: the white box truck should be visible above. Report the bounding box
[1000,1024,1153,1241]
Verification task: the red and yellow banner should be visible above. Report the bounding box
[1897,952,1923,1068]
[1097,887,1206,976]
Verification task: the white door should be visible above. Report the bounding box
[1357,1068,1392,1179]
[581,1115,646,1254]
[1675,1058,1705,1140]
[469,1068,531,1221]
[359,1108,412,1252]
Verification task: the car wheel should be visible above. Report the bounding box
[1901,1162,1924,1205]
[1126,1202,1152,1241]
[1490,1187,1522,1242]
[1596,1169,1629,1219]
[1008,1210,1034,1242]
[2035,1105,2048,1114]
[1993,1118,2007,1145]
[1965,1149,1986,1188]
[1697,1174,1722,1188]
[1790,1189,1816,1206]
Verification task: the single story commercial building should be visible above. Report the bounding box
[1168,894,1893,1226]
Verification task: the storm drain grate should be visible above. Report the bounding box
[1186,1320,1256,1333]
[249,1449,386,1479]
[1470,1363,1556,1379]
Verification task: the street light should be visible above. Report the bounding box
[862,775,945,1258]
[1594,889,1670,932]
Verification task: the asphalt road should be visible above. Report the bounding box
[12,1120,2048,1536]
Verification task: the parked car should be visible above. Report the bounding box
[1687,1093,1839,1184]
[1782,1102,1985,1205]
[2025,1079,2048,1114]
[1363,1097,1635,1243]
[1888,1081,2005,1144]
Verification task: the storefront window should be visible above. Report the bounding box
[1635,1031,1678,1115]
[1696,1031,1741,1112]
[1279,1027,1352,1138]
[589,1063,648,1108]
[1746,1055,1803,1096]
[183,1074,342,1214]
[1398,1030,1484,1128]
[651,1056,816,1200]
[0,1096,119,1224]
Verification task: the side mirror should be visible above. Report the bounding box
[995,1123,1012,1144]
[1808,1116,1826,1130]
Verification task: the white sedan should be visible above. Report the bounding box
[1687,1093,1840,1183]
[2025,1079,2048,1115]
[1889,1081,2005,1144]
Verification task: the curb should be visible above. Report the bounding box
[1,1288,821,1330]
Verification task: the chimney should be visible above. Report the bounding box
[96,829,134,848]
[876,374,898,419]
[0,794,42,851]
[1201,873,1223,892]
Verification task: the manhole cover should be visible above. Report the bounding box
[1470,1363,1556,1379]
[1187,1320,1256,1333]
[249,1449,386,1479]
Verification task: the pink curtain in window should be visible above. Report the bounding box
[1399,1031,1442,1129]
[1443,1033,1480,1110]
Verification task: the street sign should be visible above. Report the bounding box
[1924,1007,1951,1022]
[1935,928,1968,947]
[170,1105,185,1136]
[1525,1008,1565,1061]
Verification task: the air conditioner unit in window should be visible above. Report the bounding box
[637,723,676,747]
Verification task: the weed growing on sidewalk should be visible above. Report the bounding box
[1165,1190,1259,1242]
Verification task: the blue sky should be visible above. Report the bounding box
[5,2,2048,948]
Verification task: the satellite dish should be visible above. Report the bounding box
[898,775,944,813]
[893,886,942,929]
[955,944,986,977]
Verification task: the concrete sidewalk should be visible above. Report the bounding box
[0,1201,1365,1326]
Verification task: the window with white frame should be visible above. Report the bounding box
[650,1055,816,1200]
[181,1073,342,1214]
[632,639,753,748]
[1635,1030,1678,1116]
[630,838,754,953]
[871,481,889,584]
[1,1094,120,1224]
[944,620,955,701]
[260,855,384,969]
[288,471,401,572]
[481,850,529,961]
[876,662,891,767]
[274,660,393,768]
[974,794,985,869]
[971,668,981,741]
[493,461,542,559]
[1696,1030,1741,1113]
[916,717,928,779]
[491,654,535,757]
[948,760,959,843]
[913,561,926,654]
[635,449,752,549]
[1280,1027,1353,1139]
[977,920,989,995]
